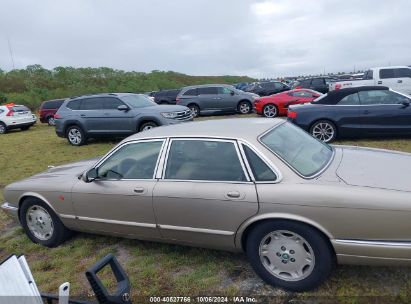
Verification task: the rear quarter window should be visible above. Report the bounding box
[66,99,82,110]
[183,88,198,96]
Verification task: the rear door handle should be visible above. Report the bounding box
[80,114,86,117]
[377,81,382,84]
[226,191,241,198]
[398,80,403,83]
[134,187,146,194]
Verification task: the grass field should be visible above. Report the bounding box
[1,116,411,303]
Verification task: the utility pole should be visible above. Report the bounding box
[7,36,16,70]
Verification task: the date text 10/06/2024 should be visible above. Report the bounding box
[149,296,258,303]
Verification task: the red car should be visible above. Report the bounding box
[254,89,322,118]
[39,99,65,126]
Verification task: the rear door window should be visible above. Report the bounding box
[379,69,396,79]
[396,68,411,78]
[81,98,104,110]
[164,139,247,181]
[198,87,218,95]
[102,97,124,109]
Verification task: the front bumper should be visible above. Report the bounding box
[1,202,19,220]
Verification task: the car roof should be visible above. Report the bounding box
[66,92,141,101]
[181,84,234,90]
[314,86,389,104]
[125,118,284,142]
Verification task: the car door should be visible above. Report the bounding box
[152,138,259,250]
[378,68,400,91]
[197,87,220,112]
[395,68,411,95]
[80,97,107,134]
[217,86,238,111]
[71,139,165,239]
[358,89,411,135]
[331,92,363,136]
[101,97,135,134]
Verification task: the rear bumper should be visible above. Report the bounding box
[6,121,36,130]
[333,239,411,265]
[1,202,19,220]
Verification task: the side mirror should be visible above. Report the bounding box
[401,100,410,107]
[83,168,98,183]
[230,91,235,96]
[117,105,129,111]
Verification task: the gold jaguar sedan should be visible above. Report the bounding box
[2,118,411,291]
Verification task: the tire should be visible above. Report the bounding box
[263,104,278,118]
[0,122,7,134]
[20,198,72,247]
[246,220,334,292]
[21,126,30,131]
[188,104,200,118]
[139,121,158,132]
[238,100,252,114]
[66,125,86,146]
[309,120,337,143]
[47,116,56,126]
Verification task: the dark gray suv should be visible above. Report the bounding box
[176,84,259,117]
[55,93,192,145]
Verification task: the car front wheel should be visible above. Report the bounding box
[139,121,158,132]
[20,198,72,247]
[246,220,334,292]
[66,125,86,146]
[310,120,337,143]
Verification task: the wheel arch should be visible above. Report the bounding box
[236,213,335,254]
[63,121,85,135]
[309,118,339,134]
[136,117,162,132]
[17,192,60,221]
[237,99,252,107]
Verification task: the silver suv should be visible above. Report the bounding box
[55,93,192,145]
[176,84,259,117]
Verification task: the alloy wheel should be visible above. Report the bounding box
[311,122,335,142]
[239,102,251,114]
[263,105,277,118]
[259,230,315,282]
[48,117,56,126]
[68,128,82,145]
[0,124,5,134]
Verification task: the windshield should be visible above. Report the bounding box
[260,122,333,177]
[121,94,157,108]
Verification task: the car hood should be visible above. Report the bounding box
[336,146,411,192]
[138,105,189,113]
[7,157,100,191]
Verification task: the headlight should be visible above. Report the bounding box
[161,112,178,119]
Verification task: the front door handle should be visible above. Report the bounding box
[226,191,241,198]
[377,81,382,84]
[80,114,86,117]
[134,187,146,194]
[398,80,403,83]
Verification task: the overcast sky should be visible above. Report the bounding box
[0,0,410,78]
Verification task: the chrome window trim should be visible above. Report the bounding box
[258,121,335,180]
[160,137,252,182]
[77,216,156,228]
[92,138,166,181]
[158,224,234,236]
[237,140,283,184]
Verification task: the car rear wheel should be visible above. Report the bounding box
[246,220,334,292]
[263,104,278,118]
[66,125,86,146]
[310,120,337,143]
[238,101,252,114]
[188,104,200,118]
[139,121,158,132]
[47,116,56,126]
[20,198,72,247]
[0,122,7,134]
